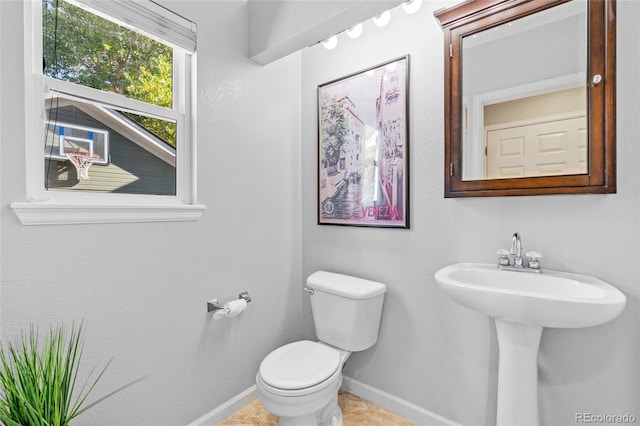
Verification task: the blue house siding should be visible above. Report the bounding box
[45,105,176,195]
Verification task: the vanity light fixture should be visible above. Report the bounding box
[320,3,415,51]
[322,35,338,50]
[346,23,363,39]
[402,0,422,15]
[372,10,391,27]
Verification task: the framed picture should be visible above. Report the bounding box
[317,55,409,228]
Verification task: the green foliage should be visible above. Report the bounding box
[123,54,177,146]
[43,0,176,146]
[0,323,145,426]
[320,96,348,167]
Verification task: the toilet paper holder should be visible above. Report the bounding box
[207,292,252,312]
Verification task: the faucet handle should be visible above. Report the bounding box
[497,249,510,266]
[526,251,542,269]
[526,251,542,260]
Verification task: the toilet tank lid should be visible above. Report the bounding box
[307,271,387,299]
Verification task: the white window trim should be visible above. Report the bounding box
[11,0,205,225]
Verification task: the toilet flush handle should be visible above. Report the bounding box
[303,287,315,295]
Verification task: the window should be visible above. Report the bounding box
[12,0,205,224]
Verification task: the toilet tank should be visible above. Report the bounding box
[306,271,387,352]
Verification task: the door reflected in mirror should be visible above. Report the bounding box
[461,0,587,181]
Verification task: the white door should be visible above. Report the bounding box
[486,115,586,179]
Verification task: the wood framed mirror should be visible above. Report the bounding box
[435,0,615,197]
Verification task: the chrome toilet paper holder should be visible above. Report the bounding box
[207,292,252,312]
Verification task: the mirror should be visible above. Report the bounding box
[435,0,616,197]
[462,1,587,181]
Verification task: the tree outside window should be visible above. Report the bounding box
[43,0,175,146]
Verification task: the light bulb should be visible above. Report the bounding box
[322,35,338,50]
[402,0,422,14]
[373,10,391,27]
[346,23,363,39]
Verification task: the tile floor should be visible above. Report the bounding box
[219,391,417,426]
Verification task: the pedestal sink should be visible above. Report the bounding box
[434,263,626,426]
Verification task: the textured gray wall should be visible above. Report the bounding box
[302,1,639,425]
[1,0,638,424]
[1,1,302,424]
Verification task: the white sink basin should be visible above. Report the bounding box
[435,262,627,426]
[435,262,626,328]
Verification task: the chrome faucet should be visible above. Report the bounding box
[510,232,524,267]
[497,232,542,273]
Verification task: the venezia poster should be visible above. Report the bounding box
[318,56,409,228]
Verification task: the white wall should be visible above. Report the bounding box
[248,0,402,64]
[463,12,586,98]
[301,1,639,425]
[1,0,638,425]
[0,1,302,424]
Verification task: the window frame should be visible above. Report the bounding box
[11,0,205,225]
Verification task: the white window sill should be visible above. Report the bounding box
[10,202,206,225]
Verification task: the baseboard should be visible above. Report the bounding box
[187,385,257,426]
[341,376,462,426]
[187,378,461,426]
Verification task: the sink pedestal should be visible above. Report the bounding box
[495,319,543,426]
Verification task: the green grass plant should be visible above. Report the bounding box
[0,322,145,426]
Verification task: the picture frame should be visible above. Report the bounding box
[317,55,409,228]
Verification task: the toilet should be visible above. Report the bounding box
[256,271,387,426]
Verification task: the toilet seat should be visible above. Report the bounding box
[259,340,341,391]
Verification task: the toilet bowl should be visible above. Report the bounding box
[256,271,386,426]
[256,341,349,426]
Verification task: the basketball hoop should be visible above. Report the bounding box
[65,151,100,180]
